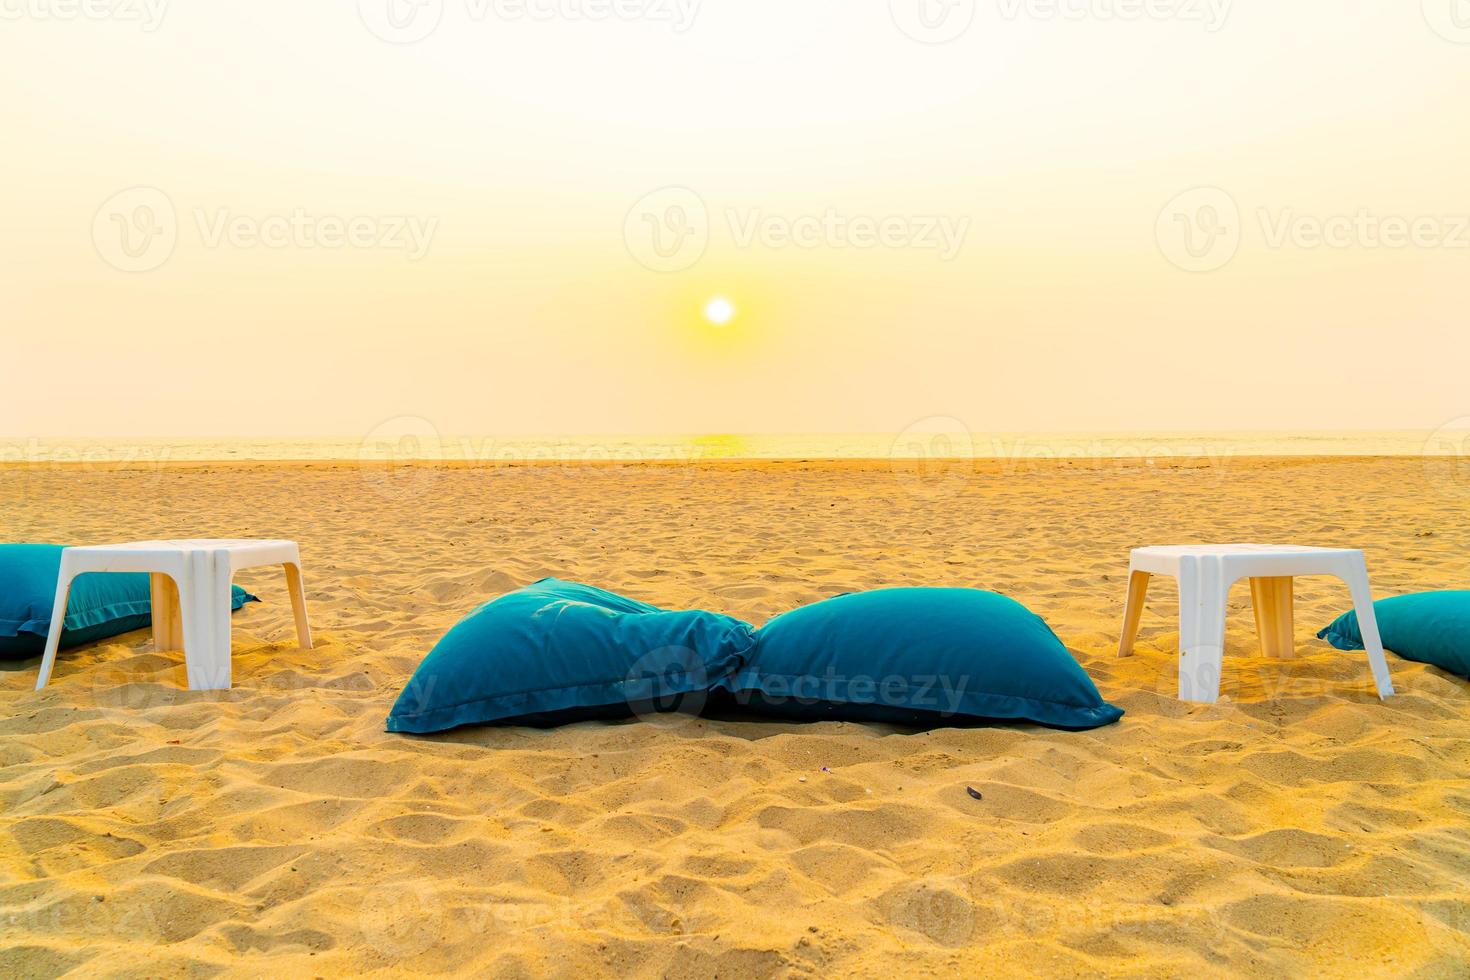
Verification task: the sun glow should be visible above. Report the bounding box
[704,296,735,326]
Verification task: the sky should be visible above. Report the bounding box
[3,1,1468,438]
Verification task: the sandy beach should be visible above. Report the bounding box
[2,456,1468,977]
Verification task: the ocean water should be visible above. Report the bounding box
[1,431,1461,465]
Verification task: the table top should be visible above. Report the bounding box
[1132,544,1359,558]
[1130,544,1366,577]
[67,539,296,554]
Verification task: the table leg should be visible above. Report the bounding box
[178,549,234,691]
[150,573,183,652]
[283,561,313,650]
[35,561,78,690]
[1340,558,1395,700]
[1249,576,1296,659]
[1177,560,1231,703]
[1119,570,1151,657]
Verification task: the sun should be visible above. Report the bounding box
[703,296,735,326]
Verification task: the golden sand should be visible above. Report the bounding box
[2,457,1468,976]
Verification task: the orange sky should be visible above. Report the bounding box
[3,2,1468,437]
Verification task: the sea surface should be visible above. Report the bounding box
[2,430,1464,465]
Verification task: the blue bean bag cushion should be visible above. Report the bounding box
[1318,591,1470,678]
[0,543,258,660]
[720,588,1123,730]
[387,578,757,733]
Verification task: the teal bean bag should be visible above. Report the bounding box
[1318,591,1470,678]
[387,578,756,733]
[722,588,1123,730]
[0,543,258,659]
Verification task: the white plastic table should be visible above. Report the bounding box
[35,539,313,691]
[1117,544,1394,703]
